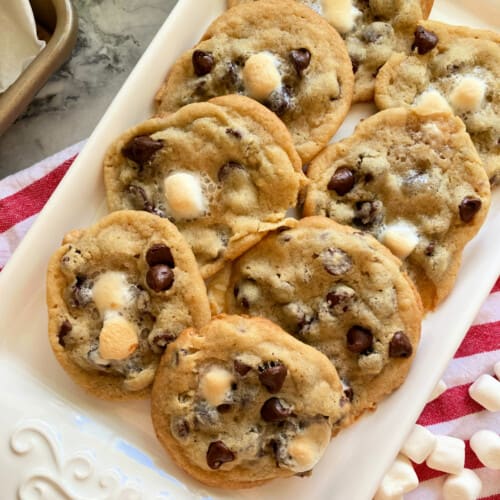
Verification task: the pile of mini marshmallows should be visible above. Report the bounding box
[375,361,500,500]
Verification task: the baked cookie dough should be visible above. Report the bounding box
[151,314,348,488]
[155,0,354,163]
[46,211,211,399]
[375,21,500,184]
[104,95,305,279]
[303,107,491,310]
[227,0,433,102]
[215,217,423,426]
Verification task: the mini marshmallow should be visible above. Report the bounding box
[449,76,486,113]
[443,469,482,500]
[164,171,206,220]
[200,366,234,406]
[401,424,437,464]
[92,271,131,315]
[287,422,331,473]
[470,429,500,469]
[380,221,419,260]
[242,52,281,101]
[494,361,500,380]
[374,454,419,500]
[426,435,465,475]
[428,379,448,402]
[124,367,156,392]
[322,0,361,34]
[468,374,500,412]
[414,90,452,115]
[99,314,138,361]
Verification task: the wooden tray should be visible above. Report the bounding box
[0,0,77,136]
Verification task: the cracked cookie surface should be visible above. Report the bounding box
[104,96,305,279]
[151,314,347,488]
[155,0,353,163]
[375,21,500,184]
[227,0,433,102]
[303,107,490,310]
[213,217,422,427]
[46,211,210,399]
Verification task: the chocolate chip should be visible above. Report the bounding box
[192,50,214,76]
[351,58,360,74]
[320,247,353,276]
[172,418,190,439]
[289,48,311,76]
[261,397,292,422]
[57,320,72,347]
[346,326,373,354]
[218,161,245,182]
[265,85,292,117]
[327,167,355,195]
[206,441,236,469]
[146,265,174,292]
[326,290,352,313]
[122,136,163,165]
[217,404,232,413]
[424,241,435,256]
[258,361,287,393]
[226,128,242,139]
[353,200,383,227]
[71,276,92,307]
[149,331,176,352]
[222,61,240,88]
[389,331,413,358]
[146,244,174,268]
[459,197,482,223]
[127,184,160,215]
[412,26,439,55]
[344,387,354,402]
[234,359,252,376]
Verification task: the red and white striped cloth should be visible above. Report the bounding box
[1,143,499,499]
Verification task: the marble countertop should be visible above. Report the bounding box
[0,0,178,180]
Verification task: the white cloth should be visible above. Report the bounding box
[0,0,46,93]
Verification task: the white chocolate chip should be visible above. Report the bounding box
[414,90,452,115]
[374,454,419,500]
[287,422,331,473]
[443,469,482,500]
[123,367,156,392]
[92,271,132,315]
[494,361,500,379]
[449,76,486,113]
[242,52,281,101]
[98,314,139,361]
[401,424,437,464]
[322,0,361,34]
[428,379,448,402]
[468,374,500,412]
[199,366,234,407]
[380,221,419,260]
[470,429,500,469]
[164,171,206,220]
[426,435,465,475]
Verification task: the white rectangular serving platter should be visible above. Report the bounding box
[0,1,499,498]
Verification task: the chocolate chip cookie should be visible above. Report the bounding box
[303,107,491,310]
[46,211,211,399]
[226,0,433,102]
[151,314,348,488]
[104,95,305,279]
[214,217,423,427]
[375,21,500,184]
[155,0,354,163]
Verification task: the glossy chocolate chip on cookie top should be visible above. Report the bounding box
[217,217,423,428]
[151,315,347,488]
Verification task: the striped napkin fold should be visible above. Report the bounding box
[1,143,498,499]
